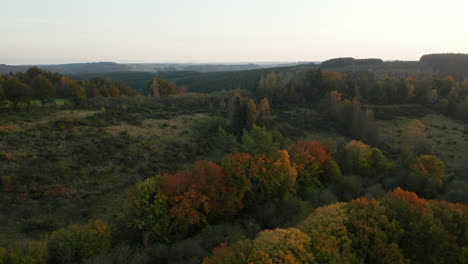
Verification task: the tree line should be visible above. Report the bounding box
[256,70,468,122]
[0,67,138,110]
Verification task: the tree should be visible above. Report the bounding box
[150,78,160,96]
[47,220,111,264]
[257,98,273,128]
[346,198,407,264]
[204,228,314,264]
[361,109,378,145]
[228,93,247,136]
[321,71,347,97]
[3,78,31,110]
[402,120,431,154]
[246,150,297,206]
[207,127,239,158]
[293,141,341,192]
[85,82,101,98]
[159,161,242,233]
[299,202,355,264]
[121,176,171,245]
[351,98,362,139]
[257,72,279,101]
[382,188,454,264]
[0,82,5,107]
[148,77,177,97]
[456,97,468,121]
[405,155,448,197]
[241,126,280,158]
[253,228,314,263]
[6,240,47,264]
[246,99,258,130]
[396,79,410,103]
[222,150,297,209]
[342,140,393,178]
[31,75,56,106]
[324,90,342,120]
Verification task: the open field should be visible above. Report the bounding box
[377,114,468,172]
[104,113,208,139]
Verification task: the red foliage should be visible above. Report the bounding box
[294,141,330,167]
[387,187,429,213]
[160,160,242,226]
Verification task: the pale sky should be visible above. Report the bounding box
[1,0,467,65]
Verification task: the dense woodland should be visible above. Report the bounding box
[0,56,467,264]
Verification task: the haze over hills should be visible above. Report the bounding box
[0,62,311,75]
[2,53,466,96]
[2,53,467,76]
[69,53,467,95]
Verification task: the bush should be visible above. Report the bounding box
[6,240,47,264]
[0,248,6,264]
[47,219,111,264]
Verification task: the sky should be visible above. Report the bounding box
[1,0,467,65]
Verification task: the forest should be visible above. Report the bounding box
[0,58,467,264]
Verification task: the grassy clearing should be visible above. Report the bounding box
[0,108,96,127]
[377,114,468,171]
[104,113,208,140]
[36,110,98,124]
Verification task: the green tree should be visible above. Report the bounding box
[342,140,393,177]
[241,126,280,158]
[0,82,5,107]
[405,155,447,197]
[346,198,407,264]
[456,97,468,121]
[6,240,47,264]
[257,98,272,128]
[382,188,453,264]
[47,220,111,264]
[3,78,31,110]
[257,72,279,100]
[85,82,101,98]
[0,247,5,264]
[31,75,56,106]
[299,202,355,264]
[121,177,171,245]
[204,228,314,264]
[228,93,247,136]
[246,99,258,130]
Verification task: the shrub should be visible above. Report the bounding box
[6,240,48,264]
[47,219,111,264]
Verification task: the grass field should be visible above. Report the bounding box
[377,114,468,172]
[104,113,208,139]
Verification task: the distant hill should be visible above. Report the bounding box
[0,62,309,75]
[44,62,132,74]
[420,53,468,77]
[75,65,305,94]
[127,62,307,73]
[0,64,31,73]
[321,57,384,68]
[0,62,130,74]
[74,71,159,94]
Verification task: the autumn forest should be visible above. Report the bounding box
[0,53,467,264]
